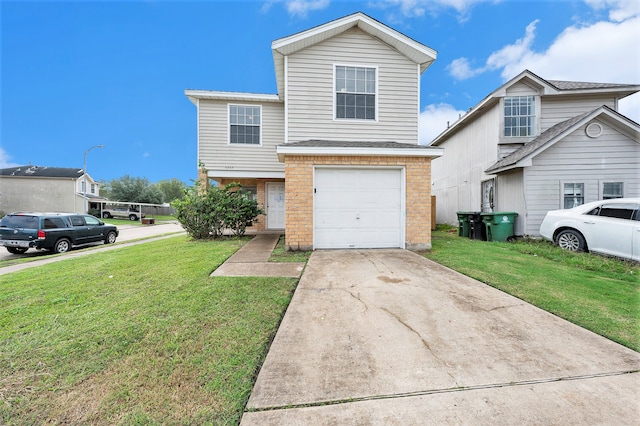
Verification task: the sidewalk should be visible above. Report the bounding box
[210,234,305,278]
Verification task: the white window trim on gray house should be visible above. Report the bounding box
[334,64,378,122]
[228,104,262,145]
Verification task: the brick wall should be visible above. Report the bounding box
[283,155,433,251]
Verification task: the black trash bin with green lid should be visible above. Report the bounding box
[456,212,472,237]
[481,212,518,242]
[468,212,486,241]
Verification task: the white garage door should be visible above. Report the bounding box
[314,168,403,249]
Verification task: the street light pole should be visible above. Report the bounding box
[83,144,104,214]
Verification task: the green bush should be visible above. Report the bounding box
[172,182,263,239]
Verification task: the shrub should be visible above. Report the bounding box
[172,182,263,239]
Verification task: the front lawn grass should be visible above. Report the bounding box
[424,227,640,351]
[0,235,298,424]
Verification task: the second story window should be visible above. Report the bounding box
[504,96,535,137]
[229,105,261,145]
[335,65,376,120]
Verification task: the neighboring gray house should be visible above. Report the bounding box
[0,165,104,214]
[429,70,640,236]
[185,12,443,250]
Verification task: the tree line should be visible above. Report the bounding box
[100,175,186,204]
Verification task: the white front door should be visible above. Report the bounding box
[267,182,285,229]
[314,168,404,249]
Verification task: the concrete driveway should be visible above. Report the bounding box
[242,249,640,425]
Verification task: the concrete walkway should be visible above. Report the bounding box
[241,249,640,425]
[210,233,305,278]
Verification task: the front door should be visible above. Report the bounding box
[267,182,285,229]
[481,179,495,212]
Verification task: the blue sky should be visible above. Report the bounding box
[1,0,638,185]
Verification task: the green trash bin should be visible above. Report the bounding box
[481,212,518,242]
[456,212,471,238]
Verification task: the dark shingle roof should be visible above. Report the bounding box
[282,140,433,149]
[0,166,84,178]
[485,109,596,174]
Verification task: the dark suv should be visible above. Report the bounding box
[0,212,119,254]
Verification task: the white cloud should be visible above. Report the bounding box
[285,0,330,18]
[0,148,21,169]
[445,2,640,122]
[375,0,482,18]
[584,0,640,21]
[419,103,467,145]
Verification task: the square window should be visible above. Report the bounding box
[504,96,535,137]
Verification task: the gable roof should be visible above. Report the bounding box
[429,69,640,147]
[271,12,437,99]
[485,106,640,174]
[0,165,86,179]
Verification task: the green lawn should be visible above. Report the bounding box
[424,227,640,351]
[0,236,300,425]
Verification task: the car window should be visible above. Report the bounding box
[0,215,39,228]
[43,217,66,229]
[70,216,86,226]
[83,215,101,226]
[597,203,637,220]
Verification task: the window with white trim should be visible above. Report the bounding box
[504,96,535,137]
[335,65,376,120]
[563,183,584,209]
[229,105,261,145]
[602,182,623,199]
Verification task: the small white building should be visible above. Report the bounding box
[0,165,105,214]
[429,70,640,236]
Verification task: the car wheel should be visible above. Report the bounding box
[103,212,111,218]
[555,229,586,252]
[105,231,117,244]
[129,214,138,221]
[53,238,71,254]
[7,247,28,254]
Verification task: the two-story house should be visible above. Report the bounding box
[0,165,104,214]
[429,70,640,236]
[186,12,443,250]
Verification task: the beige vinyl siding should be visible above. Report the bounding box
[431,105,501,225]
[286,27,419,144]
[540,95,617,131]
[523,121,640,235]
[198,99,284,175]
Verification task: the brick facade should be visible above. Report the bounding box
[283,155,433,251]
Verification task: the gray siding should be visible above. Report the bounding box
[495,170,525,235]
[0,177,81,213]
[431,105,501,224]
[286,27,420,145]
[524,121,640,235]
[198,99,284,175]
[540,96,617,131]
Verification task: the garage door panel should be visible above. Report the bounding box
[314,168,403,249]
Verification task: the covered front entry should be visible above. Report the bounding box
[314,167,404,249]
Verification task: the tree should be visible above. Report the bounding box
[155,179,186,203]
[102,175,162,204]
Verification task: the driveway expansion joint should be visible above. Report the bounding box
[244,370,640,414]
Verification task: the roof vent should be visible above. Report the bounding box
[585,122,603,138]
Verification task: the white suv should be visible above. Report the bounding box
[102,207,145,221]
